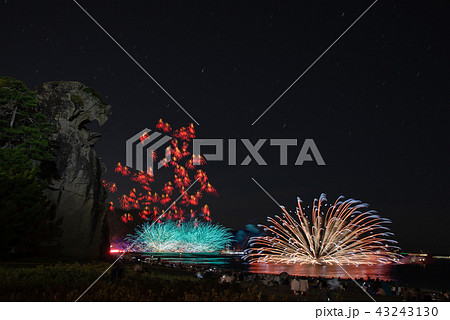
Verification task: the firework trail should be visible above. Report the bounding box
[245,194,400,265]
[123,221,233,253]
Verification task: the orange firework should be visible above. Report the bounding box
[201,204,211,221]
[120,213,133,223]
[173,127,190,140]
[131,171,154,185]
[192,154,206,166]
[108,120,217,225]
[156,118,165,130]
[115,162,130,176]
[181,142,190,157]
[140,132,150,143]
[195,170,208,184]
[162,182,174,195]
[188,123,195,136]
[160,194,171,205]
[108,183,117,193]
[182,175,191,187]
[202,182,217,195]
[174,165,187,177]
[139,207,151,220]
[245,194,401,265]
[152,206,160,217]
[188,195,199,206]
[174,175,183,189]
[172,146,182,159]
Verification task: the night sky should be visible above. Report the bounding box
[1,1,449,254]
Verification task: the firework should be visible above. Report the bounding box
[245,194,400,265]
[125,221,233,253]
[108,119,217,224]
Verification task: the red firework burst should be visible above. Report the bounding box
[107,119,218,224]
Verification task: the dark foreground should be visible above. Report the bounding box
[1,259,448,302]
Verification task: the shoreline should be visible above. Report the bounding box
[0,255,448,301]
[123,251,450,291]
[121,253,450,300]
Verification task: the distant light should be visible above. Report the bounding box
[110,249,124,254]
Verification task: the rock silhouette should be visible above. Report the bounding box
[36,81,111,258]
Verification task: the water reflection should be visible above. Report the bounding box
[249,263,395,281]
[139,252,244,268]
[137,252,395,281]
[130,253,450,290]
